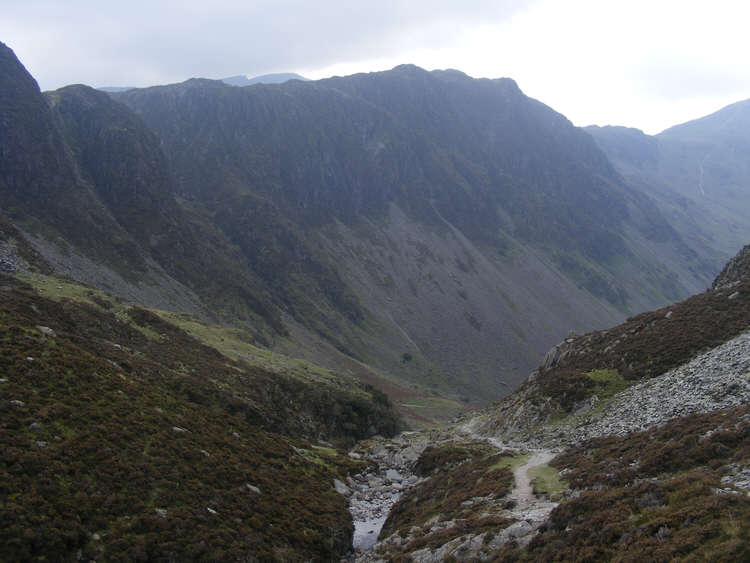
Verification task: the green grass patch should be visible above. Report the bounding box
[529,464,567,500]
[19,273,103,304]
[19,273,160,341]
[586,368,630,399]
[159,311,366,394]
[490,453,530,472]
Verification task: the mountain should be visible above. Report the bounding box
[587,99,750,272]
[0,42,300,336]
[112,64,715,402]
[221,72,310,86]
[0,42,461,424]
[0,40,728,405]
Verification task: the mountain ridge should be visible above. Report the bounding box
[0,41,738,403]
[111,63,715,400]
[587,97,750,275]
[222,72,310,86]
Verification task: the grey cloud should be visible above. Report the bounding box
[1,0,537,90]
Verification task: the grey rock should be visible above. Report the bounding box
[0,258,16,273]
[385,469,403,480]
[368,476,384,488]
[549,330,750,447]
[333,479,351,495]
[36,325,56,337]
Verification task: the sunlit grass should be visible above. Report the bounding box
[529,464,567,500]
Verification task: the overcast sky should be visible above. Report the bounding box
[3,0,749,134]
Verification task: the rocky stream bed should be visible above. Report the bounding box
[341,432,561,561]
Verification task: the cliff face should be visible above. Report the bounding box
[113,65,712,400]
[0,40,722,402]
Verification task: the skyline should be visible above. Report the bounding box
[3,0,749,134]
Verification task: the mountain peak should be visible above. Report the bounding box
[0,40,41,96]
[221,72,310,87]
[658,96,750,140]
[390,63,426,73]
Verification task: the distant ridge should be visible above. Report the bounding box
[95,73,310,93]
[97,86,135,93]
[586,96,750,272]
[222,72,309,86]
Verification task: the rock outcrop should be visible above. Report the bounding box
[713,243,750,290]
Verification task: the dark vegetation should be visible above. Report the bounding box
[494,406,750,561]
[0,274,399,560]
[533,278,750,411]
[380,442,514,556]
[0,276,398,444]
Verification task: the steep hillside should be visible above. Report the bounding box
[114,64,712,401]
[0,41,293,338]
[587,100,750,271]
[355,244,750,561]
[0,272,402,560]
[474,248,750,442]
